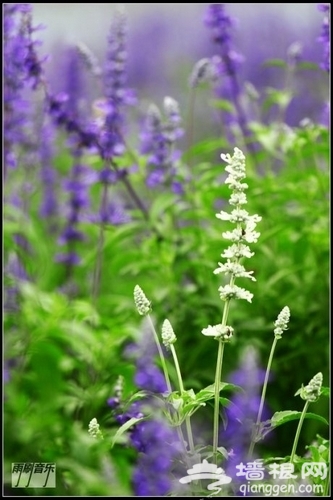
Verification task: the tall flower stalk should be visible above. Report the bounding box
[134,286,195,455]
[248,306,291,458]
[202,147,261,463]
[317,4,330,72]
[162,319,195,453]
[134,285,172,394]
[140,97,184,194]
[204,4,256,155]
[92,8,135,305]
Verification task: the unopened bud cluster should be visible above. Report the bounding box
[134,285,151,316]
[162,319,177,349]
[88,418,104,439]
[295,372,323,403]
[274,306,290,339]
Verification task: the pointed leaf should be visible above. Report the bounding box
[271,411,328,428]
[320,386,330,397]
[196,382,243,403]
[111,416,145,448]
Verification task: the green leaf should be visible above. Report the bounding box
[262,58,287,68]
[210,98,235,113]
[219,397,233,407]
[150,193,176,224]
[196,382,243,403]
[126,391,150,404]
[111,416,146,448]
[297,62,318,71]
[320,386,330,397]
[271,411,329,427]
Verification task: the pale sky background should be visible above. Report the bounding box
[31,3,318,52]
[28,3,325,126]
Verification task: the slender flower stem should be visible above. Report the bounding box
[92,183,108,307]
[114,163,165,240]
[147,314,172,394]
[170,344,195,453]
[213,340,225,464]
[248,336,278,458]
[289,400,310,463]
[147,315,197,492]
[213,297,231,464]
[323,469,330,497]
[185,88,196,170]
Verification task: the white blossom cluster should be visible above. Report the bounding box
[202,148,261,340]
[202,324,234,342]
[214,147,261,303]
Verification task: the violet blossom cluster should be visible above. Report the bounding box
[204,3,243,81]
[107,332,181,496]
[54,48,91,271]
[98,8,136,161]
[39,120,58,221]
[202,4,256,151]
[91,9,136,225]
[222,347,270,480]
[140,97,184,194]
[4,3,45,174]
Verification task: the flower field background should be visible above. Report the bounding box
[3,3,329,497]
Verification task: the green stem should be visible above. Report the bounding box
[289,400,310,463]
[170,344,195,453]
[212,300,230,464]
[92,183,108,307]
[213,340,225,464]
[323,468,330,497]
[248,336,278,458]
[147,314,172,394]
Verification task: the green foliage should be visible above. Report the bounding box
[4,5,329,496]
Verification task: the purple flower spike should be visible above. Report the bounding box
[140,98,184,192]
[99,8,136,160]
[4,4,46,174]
[222,347,270,478]
[317,4,330,72]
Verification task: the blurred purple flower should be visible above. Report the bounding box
[221,347,270,478]
[3,4,45,174]
[99,9,136,160]
[109,330,182,496]
[56,164,90,269]
[204,4,243,78]
[131,419,182,496]
[140,98,184,191]
[39,120,59,220]
[317,4,330,72]
[124,332,168,394]
[204,4,255,153]
[91,200,131,226]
